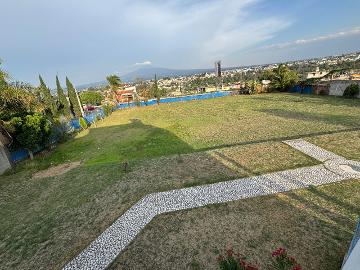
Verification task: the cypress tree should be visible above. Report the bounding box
[66,77,82,118]
[56,76,71,117]
[38,75,56,115]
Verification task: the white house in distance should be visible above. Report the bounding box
[307,67,329,79]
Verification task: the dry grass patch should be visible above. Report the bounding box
[32,161,83,179]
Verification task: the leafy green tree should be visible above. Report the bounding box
[80,91,104,105]
[263,64,299,91]
[106,74,121,91]
[38,75,56,115]
[343,83,360,98]
[9,113,51,159]
[56,76,71,117]
[66,77,83,118]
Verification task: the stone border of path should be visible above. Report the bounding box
[63,139,360,270]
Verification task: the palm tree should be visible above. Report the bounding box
[106,74,122,91]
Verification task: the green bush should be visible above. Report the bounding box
[343,83,359,98]
[9,113,52,159]
[102,104,113,117]
[79,117,88,130]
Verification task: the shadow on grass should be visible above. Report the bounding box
[257,108,360,128]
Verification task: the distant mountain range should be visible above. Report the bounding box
[76,66,213,90]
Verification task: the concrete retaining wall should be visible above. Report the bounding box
[329,80,360,97]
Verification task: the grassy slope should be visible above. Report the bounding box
[0,93,360,269]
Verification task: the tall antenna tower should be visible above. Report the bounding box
[215,60,222,91]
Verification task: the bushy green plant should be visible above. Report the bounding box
[343,83,359,98]
[102,104,113,116]
[79,117,88,130]
[9,113,51,159]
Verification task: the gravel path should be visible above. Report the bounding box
[63,139,360,270]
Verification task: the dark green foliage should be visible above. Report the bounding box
[106,74,121,90]
[151,74,166,104]
[262,65,299,92]
[343,83,359,98]
[38,75,56,115]
[66,77,82,117]
[80,91,104,105]
[9,113,51,158]
[56,76,71,117]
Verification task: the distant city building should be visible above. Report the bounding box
[215,61,222,77]
[307,67,329,79]
[114,85,137,103]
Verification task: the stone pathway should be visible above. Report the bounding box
[63,140,360,270]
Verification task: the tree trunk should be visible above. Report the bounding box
[28,149,34,160]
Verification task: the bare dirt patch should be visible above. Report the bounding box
[32,161,83,179]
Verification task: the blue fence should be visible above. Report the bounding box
[290,85,313,94]
[116,91,232,109]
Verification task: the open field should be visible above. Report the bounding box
[1,93,360,269]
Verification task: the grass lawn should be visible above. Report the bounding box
[0,93,360,269]
[109,179,360,270]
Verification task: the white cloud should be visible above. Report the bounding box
[263,26,360,50]
[135,61,152,66]
[116,0,291,66]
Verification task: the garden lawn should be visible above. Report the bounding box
[0,93,360,270]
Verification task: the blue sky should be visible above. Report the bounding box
[1,0,360,87]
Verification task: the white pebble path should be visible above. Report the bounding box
[63,139,360,270]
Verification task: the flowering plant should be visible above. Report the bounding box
[216,246,301,270]
[271,247,301,270]
[217,246,259,270]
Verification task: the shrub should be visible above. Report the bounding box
[8,113,52,159]
[271,247,301,270]
[217,247,258,270]
[79,117,88,130]
[216,246,301,270]
[102,104,113,117]
[52,115,74,142]
[343,83,359,98]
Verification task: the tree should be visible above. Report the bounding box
[263,64,299,92]
[66,77,83,118]
[80,91,104,105]
[56,76,71,117]
[136,78,151,105]
[38,75,56,115]
[106,74,121,91]
[0,59,10,89]
[151,74,166,104]
[343,83,360,98]
[9,113,51,159]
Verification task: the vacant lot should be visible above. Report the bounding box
[1,93,360,269]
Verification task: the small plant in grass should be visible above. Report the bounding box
[102,104,113,116]
[217,246,259,270]
[216,246,301,270]
[343,83,359,98]
[79,117,88,130]
[271,247,301,270]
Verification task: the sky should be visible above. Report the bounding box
[1,0,360,87]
